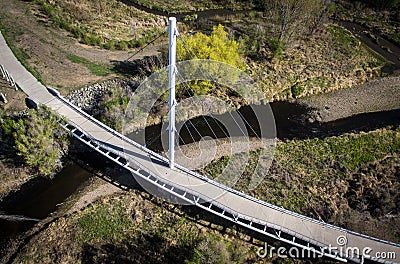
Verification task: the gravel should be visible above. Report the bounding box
[298,76,400,123]
[66,79,139,114]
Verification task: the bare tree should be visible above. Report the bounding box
[261,0,329,48]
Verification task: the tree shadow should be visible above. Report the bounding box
[111,56,164,77]
[81,234,195,264]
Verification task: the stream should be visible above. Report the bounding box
[131,102,400,151]
[0,163,92,253]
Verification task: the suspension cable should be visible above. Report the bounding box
[125,31,167,62]
[175,70,220,141]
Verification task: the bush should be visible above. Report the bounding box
[185,234,246,264]
[1,106,69,177]
[105,40,116,50]
[117,40,129,50]
[99,87,130,132]
[268,38,284,57]
[291,83,304,98]
[176,25,245,95]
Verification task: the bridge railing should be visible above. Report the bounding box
[51,87,400,257]
[64,120,346,260]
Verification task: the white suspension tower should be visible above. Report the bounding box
[168,17,178,169]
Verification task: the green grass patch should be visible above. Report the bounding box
[277,128,400,173]
[77,198,134,243]
[328,24,360,56]
[67,54,113,76]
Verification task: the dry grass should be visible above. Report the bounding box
[14,191,267,263]
[36,0,167,47]
[247,23,385,101]
[199,127,400,242]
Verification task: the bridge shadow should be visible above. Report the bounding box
[96,140,168,168]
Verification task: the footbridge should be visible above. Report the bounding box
[1,28,399,263]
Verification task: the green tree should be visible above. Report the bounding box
[176,25,245,95]
[1,106,69,177]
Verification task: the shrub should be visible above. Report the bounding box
[1,106,69,177]
[268,38,284,57]
[176,25,245,95]
[291,83,304,98]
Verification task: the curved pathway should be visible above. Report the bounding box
[1,31,399,263]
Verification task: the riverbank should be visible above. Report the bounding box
[199,127,400,243]
[298,75,400,123]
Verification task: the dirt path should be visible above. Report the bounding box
[340,21,400,68]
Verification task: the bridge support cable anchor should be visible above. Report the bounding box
[168,17,178,169]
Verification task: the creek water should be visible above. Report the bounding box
[131,101,400,151]
[0,163,92,251]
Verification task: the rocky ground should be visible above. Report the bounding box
[65,78,139,115]
[299,75,400,123]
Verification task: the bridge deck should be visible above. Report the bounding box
[1,31,399,263]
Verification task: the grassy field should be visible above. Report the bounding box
[15,191,269,263]
[0,0,387,98]
[0,0,166,91]
[243,23,386,101]
[67,54,114,76]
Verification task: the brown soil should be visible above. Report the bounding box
[0,81,26,113]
